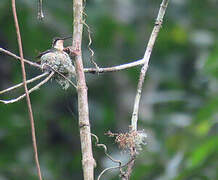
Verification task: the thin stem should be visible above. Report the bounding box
[131,0,170,131]
[37,0,44,20]
[97,166,121,180]
[97,156,136,180]
[0,72,48,95]
[91,133,122,165]
[120,149,136,180]
[0,72,54,104]
[72,0,95,180]
[83,21,99,70]
[11,1,43,179]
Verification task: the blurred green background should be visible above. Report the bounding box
[0,0,217,180]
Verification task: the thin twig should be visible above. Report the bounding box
[120,148,136,180]
[91,133,122,180]
[72,0,95,180]
[91,133,122,165]
[0,72,48,95]
[0,72,54,104]
[83,21,99,71]
[11,0,43,179]
[97,166,121,180]
[91,133,138,180]
[37,0,44,20]
[131,0,170,131]
[0,47,41,69]
[97,155,136,180]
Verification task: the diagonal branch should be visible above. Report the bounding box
[0,72,49,95]
[124,1,170,180]
[0,72,54,104]
[11,1,43,180]
[0,47,41,69]
[131,0,170,131]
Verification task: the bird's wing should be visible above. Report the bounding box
[36,49,53,59]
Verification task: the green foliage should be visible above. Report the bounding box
[0,0,217,180]
[204,48,218,78]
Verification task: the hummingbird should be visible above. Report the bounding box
[37,37,76,90]
[36,36,72,59]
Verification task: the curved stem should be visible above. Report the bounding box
[11,1,43,179]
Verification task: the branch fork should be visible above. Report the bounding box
[1,1,170,180]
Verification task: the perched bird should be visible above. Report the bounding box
[37,37,76,90]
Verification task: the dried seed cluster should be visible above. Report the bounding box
[106,130,147,152]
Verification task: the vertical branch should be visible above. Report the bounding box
[11,1,43,180]
[121,1,170,179]
[37,0,44,20]
[72,0,95,180]
[131,0,170,131]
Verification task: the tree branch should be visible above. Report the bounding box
[72,0,95,180]
[0,72,54,104]
[131,0,170,131]
[0,72,48,95]
[0,47,41,69]
[37,0,44,20]
[84,58,144,74]
[11,1,43,180]
[122,1,170,180]
[0,46,145,74]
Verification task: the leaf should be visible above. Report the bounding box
[187,136,218,169]
[204,50,218,78]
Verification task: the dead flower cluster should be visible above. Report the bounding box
[106,130,147,153]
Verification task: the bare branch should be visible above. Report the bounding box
[0,72,48,95]
[37,0,44,20]
[84,58,144,74]
[0,46,145,74]
[72,0,95,180]
[0,47,41,69]
[131,0,170,131]
[11,0,43,179]
[0,72,54,104]
[122,0,170,179]
[120,148,136,180]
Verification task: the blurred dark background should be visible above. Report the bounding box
[0,0,217,180]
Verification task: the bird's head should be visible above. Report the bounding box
[52,36,72,51]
